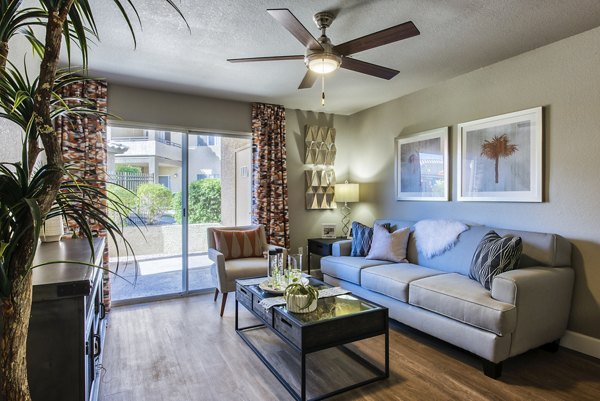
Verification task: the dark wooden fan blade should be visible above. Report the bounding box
[227,55,305,63]
[340,57,399,80]
[298,70,318,89]
[267,8,323,50]
[334,21,419,56]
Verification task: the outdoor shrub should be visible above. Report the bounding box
[107,183,138,219]
[137,183,173,224]
[173,178,221,224]
[115,164,143,174]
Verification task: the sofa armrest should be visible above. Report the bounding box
[332,240,352,257]
[491,267,574,356]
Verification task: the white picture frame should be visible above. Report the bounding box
[457,107,542,202]
[395,127,449,201]
[321,223,336,239]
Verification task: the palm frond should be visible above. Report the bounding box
[0,1,46,42]
[0,62,113,148]
[0,160,143,296]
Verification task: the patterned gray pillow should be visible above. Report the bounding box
[350,221,391,257]
[469,231,523,290]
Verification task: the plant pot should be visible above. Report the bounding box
[285,294,317,313]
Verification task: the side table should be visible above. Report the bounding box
[307,237,346,274]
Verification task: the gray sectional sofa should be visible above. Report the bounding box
[320,219,574,378]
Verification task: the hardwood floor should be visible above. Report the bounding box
[99,294,600,401]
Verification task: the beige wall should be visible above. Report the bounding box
[108,84,251,134]
[285,110,353,254]
[348,26,600,339]
[0,36,39,163]
[0,120,22,163]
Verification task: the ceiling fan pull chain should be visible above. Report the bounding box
[321,75,325,106]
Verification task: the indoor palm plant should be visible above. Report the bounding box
[0,1,186,400]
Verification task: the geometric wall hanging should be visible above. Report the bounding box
[305,125,336,166]
[305,169,336,209]
[304,125,337,209]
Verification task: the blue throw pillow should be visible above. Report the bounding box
[351,222,391,257]
[351,222,373,256]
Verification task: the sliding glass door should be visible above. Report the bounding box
[107,126,251,303]
[186,133,252,291]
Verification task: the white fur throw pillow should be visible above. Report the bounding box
[366,223,410,262]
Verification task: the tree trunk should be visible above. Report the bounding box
[0,41,8,72]
[34,7,73,214]
[494,157,499,183]
[0,4,73,400]
[0,271,34,401]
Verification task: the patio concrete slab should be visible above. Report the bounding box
[109,253,215,301]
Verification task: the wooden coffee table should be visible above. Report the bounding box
[235,276,389,401]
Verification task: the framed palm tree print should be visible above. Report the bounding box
[457,107,542,202]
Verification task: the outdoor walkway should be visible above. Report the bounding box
[110,253,215,301]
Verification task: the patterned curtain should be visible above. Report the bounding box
[251,103,290,248]
[56,80,111,309]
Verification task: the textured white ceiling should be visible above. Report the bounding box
[75,0,600,115]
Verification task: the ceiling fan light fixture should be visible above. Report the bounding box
[306,53,341,74]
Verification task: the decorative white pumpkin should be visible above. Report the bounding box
[285,293,317,313]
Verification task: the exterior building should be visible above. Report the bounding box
[106,127,251,227]
[107,128,224,193]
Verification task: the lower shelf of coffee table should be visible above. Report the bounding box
[237,319,387,399]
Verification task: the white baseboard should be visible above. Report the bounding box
[561,330,600,359]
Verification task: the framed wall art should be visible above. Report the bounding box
[457,107,542,202]
[395,127,449,201]
[321,223,336,239]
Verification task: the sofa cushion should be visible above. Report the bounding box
[321,256,393,285]
[409,273,517,336]
[362,263,446,302]
[366,224,410,263]
[469,231,523,290]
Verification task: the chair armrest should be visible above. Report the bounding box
[492,267,574,356]
[208,247,224,263]
[208,248,227,291]
[332,240,352,257]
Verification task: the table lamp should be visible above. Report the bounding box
[335,180,359,237]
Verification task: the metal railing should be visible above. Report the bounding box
[109,172,154,192]
[111,136,182,148]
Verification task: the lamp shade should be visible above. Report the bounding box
[335,182,359,203]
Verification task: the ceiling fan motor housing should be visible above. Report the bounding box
[305,12,342,73]
[313,11,334,30]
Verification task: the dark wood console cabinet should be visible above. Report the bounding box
[27,237,107,401]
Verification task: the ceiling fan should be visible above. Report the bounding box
[227,8,420,89]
